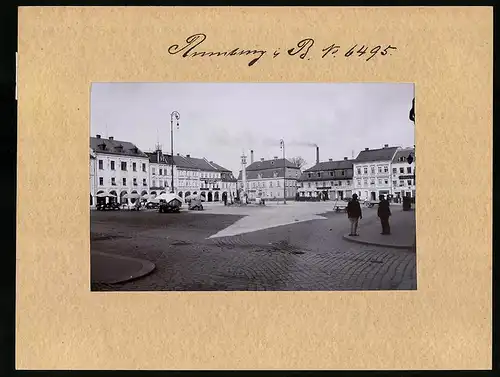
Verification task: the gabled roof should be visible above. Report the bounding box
[90,137,148,158]
[246,158,299,171]
[392,148,415,163]
[354,147,399,163]
[304,159,355,172]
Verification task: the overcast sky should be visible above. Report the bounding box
[91,83,415,174]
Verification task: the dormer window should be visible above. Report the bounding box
[115,144,124,152]
[308,173,312,178]
[98,143,106,150]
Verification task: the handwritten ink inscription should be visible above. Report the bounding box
[168,34,398,67]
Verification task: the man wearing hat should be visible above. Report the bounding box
[347,193,362,236]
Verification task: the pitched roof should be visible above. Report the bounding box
[183,156,219,171]
[246,158,299,171]
[209,161,232,172]
[304,159,355,172]
[172,155,199,170]
[392,148,415,163]
[354,147,399,163]
[90,137,148,158]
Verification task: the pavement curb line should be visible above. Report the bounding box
[92,252,156,284]
[342,235,414,251]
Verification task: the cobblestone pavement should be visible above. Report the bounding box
[91,206,417,291]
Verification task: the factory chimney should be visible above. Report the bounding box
[316,146,320,165]
[250,150,254,164]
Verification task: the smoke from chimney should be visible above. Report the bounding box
[316,146,320,165]
[250,150,254,164]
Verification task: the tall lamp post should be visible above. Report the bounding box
[280,139,286,204]
[170,111,180,193]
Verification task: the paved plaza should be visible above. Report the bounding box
[91,202,417,291]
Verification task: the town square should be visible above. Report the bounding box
[90,83,416,291]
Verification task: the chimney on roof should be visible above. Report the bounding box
[329,158,333,162]
[177,153,180,156]
[274,156,278,160]
[186,154,190,158]
[109,136,114,141]
[384,144,389,148]
[250,150,254,164]
[260,158,265,161]
[365,148,369,151]
[344,157,348,160]
[96,134,101,139]
[316,146,319,165]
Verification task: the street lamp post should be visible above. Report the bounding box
[280,139,286,204]
[170,111,180,193]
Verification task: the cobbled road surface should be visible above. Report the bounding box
[91,207,416,291]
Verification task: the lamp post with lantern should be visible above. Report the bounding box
[280,139,286,204]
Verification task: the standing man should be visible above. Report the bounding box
[347,193,362,236]
[378,194,392,235]
[222,192,227,206]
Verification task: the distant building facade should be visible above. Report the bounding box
[352,145,399,201]
[91,135,150,204]
[298,157,354,200]
[90,148,97,207]
[146,146,177,195]
[238,156,301,200]
[391,147,416,200]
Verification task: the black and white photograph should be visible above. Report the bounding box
[90,83,416,291]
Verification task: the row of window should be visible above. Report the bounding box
[356,165,413,175]
[303,180,352,188]
[355,178,414,187]
[98,160,147,172]
[99,177,147,186]
[307,170,347,179]
[356,165,390,175]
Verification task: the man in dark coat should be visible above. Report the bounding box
[347,194,362,236]
[377,194,392,235]
[222,192,227,206]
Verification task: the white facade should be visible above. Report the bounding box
[391,148,416,199]
[353,161,393,201]
[95,152,150,203]
[298,178,353,199]
[90,149,97,207]
[175,168,201,198]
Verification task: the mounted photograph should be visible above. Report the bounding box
[90,82,416,291]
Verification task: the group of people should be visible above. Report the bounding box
[346,194,392,236]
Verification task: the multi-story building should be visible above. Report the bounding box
[171,154,201,199]
[352,144,399,201]
[391,147,416,200]
[146,145,177,196]
[208,161,238,202]
[298,157,354,200]
[90,135,150,204]
[90,148,97,207]
[238,155,301,200]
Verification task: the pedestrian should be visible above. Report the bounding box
[222,192,227,206]
[347,193,362,236]
[378,194,391,235]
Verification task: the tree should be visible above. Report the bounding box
[290,156,307,169]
